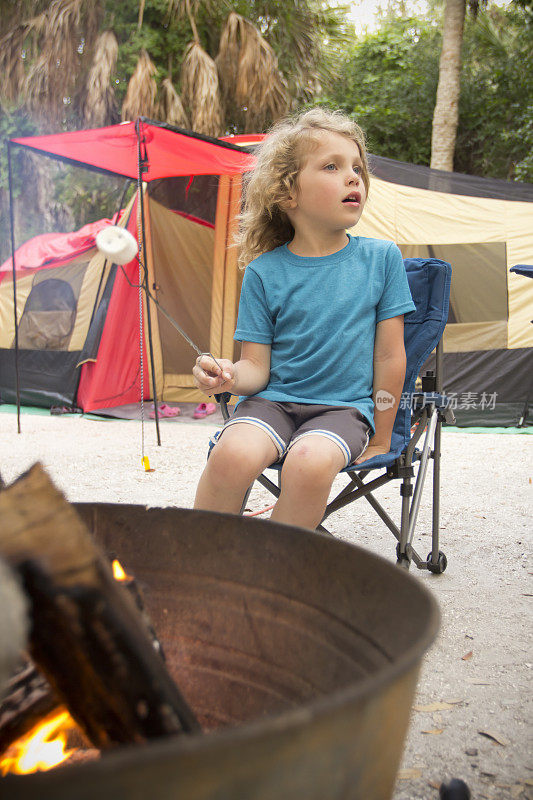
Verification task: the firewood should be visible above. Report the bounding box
[0,464,200,751]
[0,659,61,752]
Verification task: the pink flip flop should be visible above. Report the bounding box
[193,402,216,419]
[150,403,180,419]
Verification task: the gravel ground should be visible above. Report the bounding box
[0,408,531,799]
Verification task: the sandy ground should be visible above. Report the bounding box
[0,408,531,799]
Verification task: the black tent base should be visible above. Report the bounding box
[424,347,533,428]
[448,402,532,428]
[0,350,80,409]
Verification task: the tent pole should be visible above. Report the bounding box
[7,142,21,434]
[136,120,161,446]
[116,178,133,225]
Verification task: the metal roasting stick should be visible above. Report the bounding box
[145,290,224,375]
[144,287,230,389]
[95,225,227,384]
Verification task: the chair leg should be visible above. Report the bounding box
[407,409,438,539]
[256,473,281,498]
[397,476,413,568]
[239,484,254,516]
[396,410,437,569]
[426,338,448,574]
[431,418,441,561]
[399,409,447,574]
[427,417,447,574]
[237,473,281,517]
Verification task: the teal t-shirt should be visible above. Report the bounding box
[234,234,415,431]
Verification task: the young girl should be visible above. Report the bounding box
[192,108,415,530]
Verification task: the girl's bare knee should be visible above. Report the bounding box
[283,439,344,488]
[208,428,275,489]
[208,443,250,490]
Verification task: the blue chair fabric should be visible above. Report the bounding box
[344,257,451,472]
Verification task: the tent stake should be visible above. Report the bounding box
[7,143,21,434]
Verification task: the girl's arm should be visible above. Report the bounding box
[356,315,406,464]
[193,341,271,397]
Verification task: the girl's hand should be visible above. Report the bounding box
[193,355,235,395]
[355,443,390,465]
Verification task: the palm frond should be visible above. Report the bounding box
[82,31,118,127]
[165,0,221,24]
[253,2,350,101]
[23,0,102,121]
[471,10,512,59]
[0,23,32,104]
[0,15,45,104]
[181,40,223,135]
[216,12,289,132]
[166,0,201,18]
[166,0,200,40]
[122,49,158,121]
[157,77,190,127]
[27,0,82,115]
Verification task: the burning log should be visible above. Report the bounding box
[109,558,166,663]
[0,660,61,754]
[0,464,200,752]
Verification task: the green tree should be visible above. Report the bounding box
[323,15,441,166]
[429,0,532,172]
[322,4,532,182]
[456,6,533,181]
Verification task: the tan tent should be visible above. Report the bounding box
[141,176,243,406]
[350,158,533,426]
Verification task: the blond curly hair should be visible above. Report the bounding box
[237,107,370,267]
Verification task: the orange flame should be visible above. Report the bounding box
[0,559,131,776]
[112,559,131,581]
[0,708,78,775]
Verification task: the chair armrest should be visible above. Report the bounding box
[411,392,455,424]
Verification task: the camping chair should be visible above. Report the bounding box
[215,257,453,573]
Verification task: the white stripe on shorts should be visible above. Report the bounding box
[218,416,287,460]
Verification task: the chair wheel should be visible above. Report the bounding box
[427,550,447,574]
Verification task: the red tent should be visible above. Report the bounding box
[0,218,115,283]
[3,120,255,417]
[11,120,254,181]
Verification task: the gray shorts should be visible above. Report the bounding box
[215,397,371,469]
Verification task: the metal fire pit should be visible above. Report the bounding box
[4,505,439,800]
